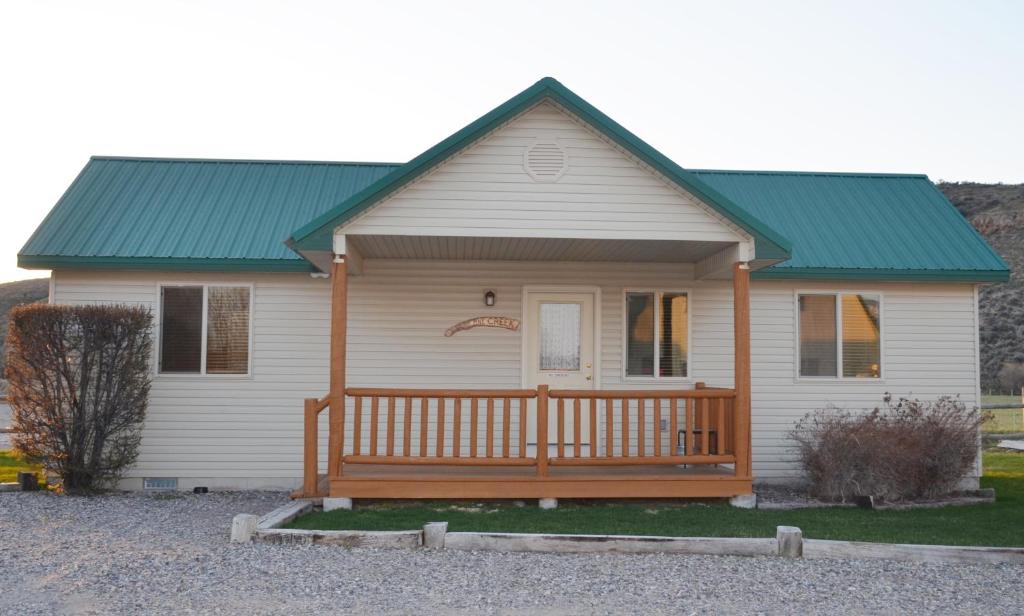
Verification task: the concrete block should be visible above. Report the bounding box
[257,501,313,530]
[423,522,448,549]
[539,498,558,510]
[323,497,353,512]
[729,493,757,509]
[231,514,259,543]
[776,525,803,558]
[444,532,776,556]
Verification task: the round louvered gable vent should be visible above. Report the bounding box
[523,140,568,182]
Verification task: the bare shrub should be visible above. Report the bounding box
[5,304,152,492]
[790,395,987,502]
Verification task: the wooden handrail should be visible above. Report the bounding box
[346,388,537,398]
[547,389,735,399]
[302,394,330,497]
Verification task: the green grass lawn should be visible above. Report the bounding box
[0,449,44,484]
[982,395,1024,433]
[287,449,1024,547]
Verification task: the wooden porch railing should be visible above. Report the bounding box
[302,383,747,496]
[342,388,537,466]
[544,386,737,467]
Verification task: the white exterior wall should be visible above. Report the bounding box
[51,270,331,490]
[341,101,751,250]
[52,264,980,488]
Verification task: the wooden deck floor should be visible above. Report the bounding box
[299,463,750,500]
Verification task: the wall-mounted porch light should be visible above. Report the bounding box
[484,290,496,307]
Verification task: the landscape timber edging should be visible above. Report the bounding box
[241,503,1024,563]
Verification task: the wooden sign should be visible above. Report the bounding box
[445,316,520,337]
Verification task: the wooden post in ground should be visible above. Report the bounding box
[733,262,752,479]
[328,257,348,479]
[303,398,319,496]
[536,385,549,476]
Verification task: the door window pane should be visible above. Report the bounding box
[206,287,251,374]
[626,292,655,376]
[160,286,203,373]
[842,294,881,378]
[799,294,837,377]
[539,302,581,371]
[659,293,688,377]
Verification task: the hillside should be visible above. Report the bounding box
[0,278,49,375]
[938,182,1024,392]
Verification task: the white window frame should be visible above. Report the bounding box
[794,290,884,381]
[155,282,255,378]
[622,288,692,381]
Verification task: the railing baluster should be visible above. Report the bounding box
[605,399,613,457]
[670,398,679,456]
[452,397,462,457]
[436,398,446,457]
[637,398,645,457]
[557,398,565,458]
[353,396,363,456]
[486,398,495,457]
[589,398,598,458]
[654,398,661,457]
[573,398,582,458]
[470,398,479,458]
[685,398,694,456]
[716,398,725,456]
[502,397,511,458]
[369,396,379,456]
[403,397,412,457]
[518,398,527,458]
[419,398,428,457]
[621,398,629,457]
[386,397,396,456]
[701,398,710,455]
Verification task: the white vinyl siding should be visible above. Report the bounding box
[51,266,980,486]
[340,102,750,246]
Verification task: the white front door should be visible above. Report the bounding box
[525,291,596,447]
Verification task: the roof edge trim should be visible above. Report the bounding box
[18,255,316,273]
[753,266,1010,283]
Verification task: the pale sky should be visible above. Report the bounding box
[2,0,1022,283]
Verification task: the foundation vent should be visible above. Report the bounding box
[524,140,568,182]
[143,477,178,491]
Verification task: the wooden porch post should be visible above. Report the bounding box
[328,257,348,479]
[733,262,752,479]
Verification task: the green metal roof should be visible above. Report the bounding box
[287,77,793,261]
[18,80,1009,283]
[690,170,1009,282]
[19,157,400,272]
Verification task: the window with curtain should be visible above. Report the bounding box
[798,292,880,378]
[159,285,251,375]
[625,291,688,378]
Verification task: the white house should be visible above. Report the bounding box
[19,78,1008,500]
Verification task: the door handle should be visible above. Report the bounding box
[585,375,593,381]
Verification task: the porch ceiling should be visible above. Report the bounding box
[348,235,735,263]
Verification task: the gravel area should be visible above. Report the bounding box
[2,491,1022,615]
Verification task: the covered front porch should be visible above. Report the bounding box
[296,235,754,501]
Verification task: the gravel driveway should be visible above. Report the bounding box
[1,491,1022,615]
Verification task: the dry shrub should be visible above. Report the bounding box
[790,395,987,502]
[5,304,152,492]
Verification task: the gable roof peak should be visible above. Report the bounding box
[287,77,792,261]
